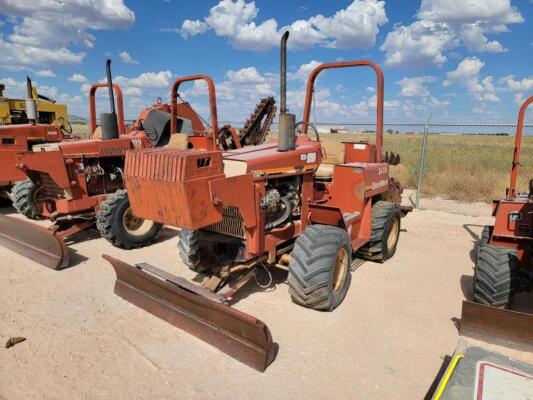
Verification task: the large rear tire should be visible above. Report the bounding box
[473,241,518,308]
[356,201,401,263]
[96,190,162,250]
[288,224,352,311]
[178,229,208,273]
[11,179,41,220]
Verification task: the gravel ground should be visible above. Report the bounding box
[0,197,531,400]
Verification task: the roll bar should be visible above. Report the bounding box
[301,61,384,163]
[88,83,125,135]
[170,75,218,141]
[508,96,533,198]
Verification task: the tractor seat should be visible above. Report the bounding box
[315,141,345,180]
[165,133,188,149]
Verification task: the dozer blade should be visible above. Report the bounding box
[460,300,533,348]
[0,215,68,270]
[103,255,276,372]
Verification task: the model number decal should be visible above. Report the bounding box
[378,166,388,175]
[371,179,388,190]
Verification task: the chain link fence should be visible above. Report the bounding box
[74,118,532,206]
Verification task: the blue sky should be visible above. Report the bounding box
[0,0,531,124]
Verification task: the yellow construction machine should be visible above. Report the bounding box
[0,77,69,129]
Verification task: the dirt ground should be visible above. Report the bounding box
[1,195,532,400]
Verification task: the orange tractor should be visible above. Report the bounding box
[473,96,532,308]
[0,78,73,199]
[104,32,411,371]
[0,60,275,270]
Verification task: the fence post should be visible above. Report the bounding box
[415,114,432,208]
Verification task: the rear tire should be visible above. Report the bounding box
[288,225,352,311]
[11,179,41,220]
[473,241,518,308]
[96,190,162,250]
[178,229,208,272]
[357,201,401,263]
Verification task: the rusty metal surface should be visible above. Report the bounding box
[0,215,68,269]
[460,301,533,350]
[508,96,533,198]
[170,75,218,143]
[124,148,225,228]
[104,255,276,372]
[88,83,125,135]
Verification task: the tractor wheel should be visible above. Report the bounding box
[356,201,401,263]
[11,179,42,220]
[479,225,492,246]
[473,241,518,308]
[96,190,162,250]
[477,225,493,259]
[178,229,208,273]
[287,224,352,311]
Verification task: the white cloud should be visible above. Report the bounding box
[1,76,58,99]
[499,75,533,92]
[417,0,523,24]
[514,92,525,105]
[226,66,265,83]
[443,57,499,102]
[123,87,143,96]
[0,0,135,70]
[35,69,56,77]
[380,20,456,69]
[115,71,172,88]
[68,73,88,83]
[176,0,387,52]
[292,60,321,80]
[180,19,209,38]
[380,0,524,69]
[396,76,437,97]
[119,51,139,65]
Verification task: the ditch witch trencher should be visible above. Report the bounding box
[104,32,411,372]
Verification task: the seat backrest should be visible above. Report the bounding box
[166,133,188,149]
[321,141,345,165]
[92,126,102,139]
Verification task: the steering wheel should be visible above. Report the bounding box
[295,121,320,142]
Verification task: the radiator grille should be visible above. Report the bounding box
[204,206,245,238]
[39,173,64,198]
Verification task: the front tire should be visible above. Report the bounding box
[96,190,162,249]
[288,225,352,311]
[473,241,518,308]
[11,179,42,220]
[357,201,401,263]
[178,229,209,273]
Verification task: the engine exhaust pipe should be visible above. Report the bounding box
[278,31,296,152]
[101,59,119,140]
[25,77,38,125]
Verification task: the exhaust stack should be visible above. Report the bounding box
[101,59,119,140]
[25,77,38,125]
[278,31,296,152]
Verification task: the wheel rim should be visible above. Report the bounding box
[332,247,348,293]
[386,217,400,252]
[33,185,45,204]
[122,207,154,237]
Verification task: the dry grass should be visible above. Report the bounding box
[72,122,531,203]
[321,132,532,203]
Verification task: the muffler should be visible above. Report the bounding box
[101,59,119,140]
[278,31,296,152]
[0,215,69,269]
[103,255,276,372]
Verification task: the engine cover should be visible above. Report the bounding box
[124,148,225,229]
